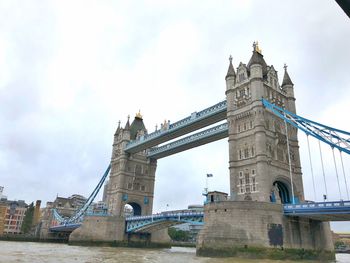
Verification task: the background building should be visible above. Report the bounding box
[0,186,7,200]
[0,199,27,235]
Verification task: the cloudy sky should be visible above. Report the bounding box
[1,1,350,231]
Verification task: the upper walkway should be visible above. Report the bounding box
[147,122,228,159]
[125,100,227,154]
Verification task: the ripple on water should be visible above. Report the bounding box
[0,241,347,263]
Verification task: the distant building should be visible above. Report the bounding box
[172,205,204,241]
[91,201,108,214]
[102,180,108,203]
[48,194,88,219]
[0,199,27,235]
[33,200,42,226]
[0,186,7,200]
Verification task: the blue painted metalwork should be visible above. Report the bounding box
[147,122,228,159]
[284,200,350,219]
[125,211,204,233]
[125,100,227,153]
[51,164,111,226]
[262,98,350,155]
[49,223,82,232]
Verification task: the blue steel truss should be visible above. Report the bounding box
[262,98,350,155]
[51,164,111,225]
[284,200,350,221]
[125,100,227,153]
[147,122,228,159]
[50,223,81,232]
[126,211,204,233]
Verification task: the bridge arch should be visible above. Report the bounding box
[124,202,142,216]
[271,178,292,204]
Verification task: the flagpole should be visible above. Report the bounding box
[206,175,208,194]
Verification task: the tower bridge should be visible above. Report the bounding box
[41,43,350,260]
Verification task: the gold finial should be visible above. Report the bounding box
[135,110,143,119]
[253,41,262,54]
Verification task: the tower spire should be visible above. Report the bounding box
[114,120,121,136]
[124,115,130,130]
[225,55,236,80]
[282,63,294,86]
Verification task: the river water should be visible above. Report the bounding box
[0,241,349,263]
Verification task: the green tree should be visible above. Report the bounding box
[168,227,190,242]
[21,202,34,234]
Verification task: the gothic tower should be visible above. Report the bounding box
[226,42,304,204]
[106,113,157,217]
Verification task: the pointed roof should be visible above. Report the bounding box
[282,64,294,86]
[225,55,236,80]
[130,113,147,140]
[124,115,130,130]
[114,121,121,136]
[247,41,268,76]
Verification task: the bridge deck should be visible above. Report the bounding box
[283,200,350,221]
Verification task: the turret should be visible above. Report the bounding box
[129,111,147,140]
[281,64,296,113]
[247,41,267,79]
[225,55,236,90]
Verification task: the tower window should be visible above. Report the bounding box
[245,174,250,184]
[239,73,245,82]
[239,89,245,97]
[244,148,249,158]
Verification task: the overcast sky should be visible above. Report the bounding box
[1,1,350,231]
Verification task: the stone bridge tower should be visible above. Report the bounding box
[225,43,304,204]
[106,113,157,217]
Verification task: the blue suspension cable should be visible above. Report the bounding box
[339,150,350,200]
[54,164,111,224]
[332,147,342,200]
[284,114,295,204]
[318,140,328,200]
[262,99,350,155]
[306,135,317,201]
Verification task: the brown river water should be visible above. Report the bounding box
[0,241,348,263]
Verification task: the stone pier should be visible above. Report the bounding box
[196,200,334,260]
